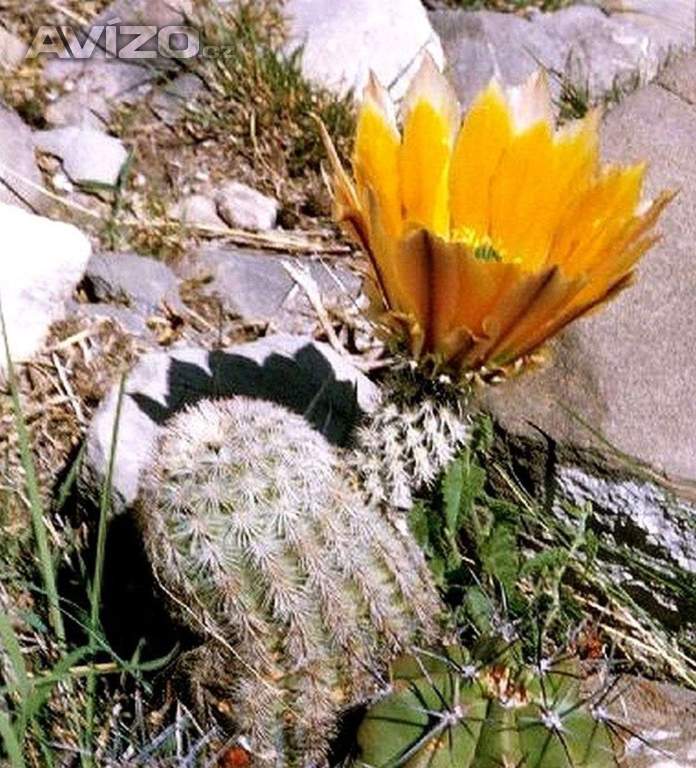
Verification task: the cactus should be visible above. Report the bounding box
[355,638,621,768]
[353,369,470,509]
[136,396,443,767]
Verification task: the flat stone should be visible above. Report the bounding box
[34,127,128,187]
[0,203,91,378]
[67,300,153,339]
[431,5,678,108]
[482,55,696,623]
[83,251,184,314]
[0,103,45,212]
[658,49,696,101]
[168,193,226,229]
[285,0,444,99]
[615,0,695,54]
[81,334,380,514]
[190,246,361,330]
[214,181,278,231]
[0,26,27,71]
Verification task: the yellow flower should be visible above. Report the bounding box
[320,55,674,379]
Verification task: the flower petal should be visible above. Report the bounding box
[506,70,554,133]
[449,80,513,237]
[400,53,460,238]
[551,164,646,276]
[488,118,556,270]
[353,73,402,239]
[425,234,520,356]
[365,190,429,330]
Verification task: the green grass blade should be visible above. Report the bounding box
[0,711,26,768]
[0,301,64,645]
[0,610,30,701]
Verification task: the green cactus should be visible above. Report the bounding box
[136,396,443,767]
[354,639,622,768]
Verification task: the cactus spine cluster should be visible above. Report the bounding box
[353,368,470,509]
[355,639,621,768]
[136,396,443,767]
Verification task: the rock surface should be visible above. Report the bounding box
[0,104,45,212]
[82,334,380,514]
[34,127,128,186]
[189,246,361,331]
[169,193,226,229]
[616,0,695,53]
[0,204,91,377]
[214,181,278,231]
[83,251,184,315]
[0,26,27,71]
[432,4,690,108]
[482,53,696,623]
[150,73,204,125]
[285,0,445,98]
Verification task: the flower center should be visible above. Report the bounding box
[452,227,506,263]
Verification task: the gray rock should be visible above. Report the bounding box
[34,127,128,187]
[0,103,45,212]
[83,251,184,314]
[168,193,226,229]
[42,0,192,126]
[616,0,695,55]
[81,334,380,514]
[150,73,204,125]
[214,181,278,231]
[482,54,696,620]
[0,26,27,71]
[0,203,91,379]
[67,300,153,339]
[285,0,445,98]
[657,48,696,102]
[191,246,361,330]
[431,5,679,108]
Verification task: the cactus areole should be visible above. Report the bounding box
[355,642,620,768]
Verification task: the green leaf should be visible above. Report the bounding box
[442,457,465,536]
[480,519,519,593]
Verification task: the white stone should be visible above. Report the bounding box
[82,335,380,514]
[0,26,27,71]
[214,181,278,231]
[284,0,445,99]
[34,126,128,187]
[0,204,91,377]
[0,104,45,212]
[614,0,695,51]
[169,193,225,229]
[52,171,73,194]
